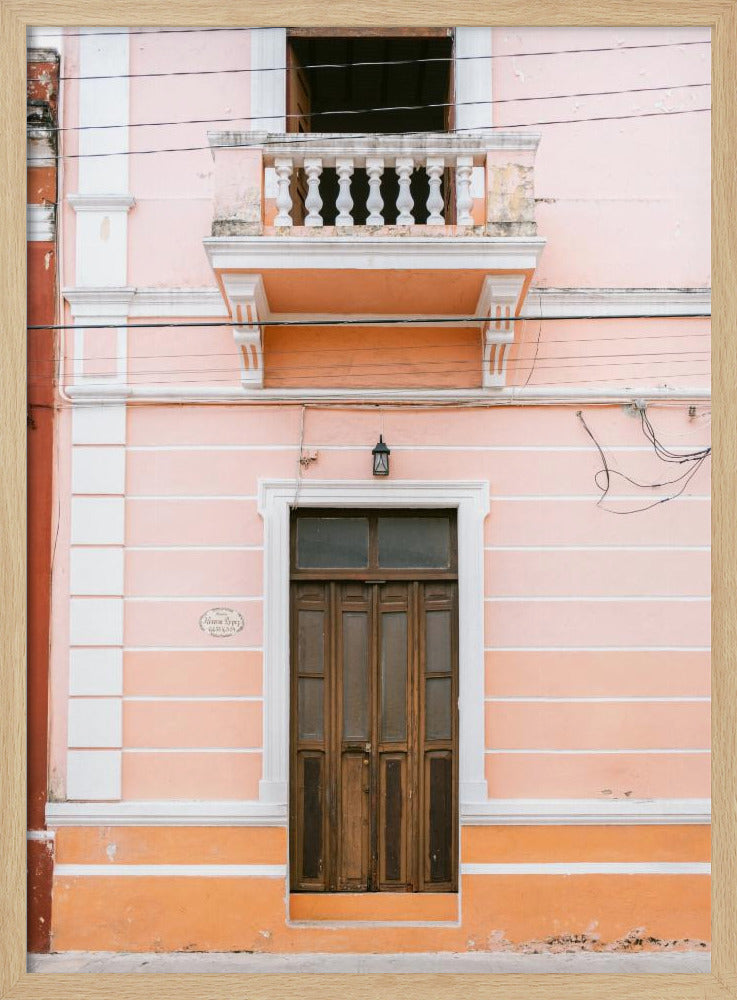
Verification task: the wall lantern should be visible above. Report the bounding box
[371,435,391,477]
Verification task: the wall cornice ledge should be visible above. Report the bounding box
[47,800,287,827]
[204,235,547,272]
[531,287,711,317]
[63,286,136,317]
[67,193,136,212]
[461,797,711,825]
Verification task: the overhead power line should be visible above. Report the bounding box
[29,109,711,163]
[58,38,710,81]
[29,367,712,389]
[49,82,711,133]
[26,331,711,369]
[27,352,711,384]
[28,312,711,331]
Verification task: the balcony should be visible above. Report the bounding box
[203,132,546,392]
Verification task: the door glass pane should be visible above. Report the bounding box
[378,516,450,568]
[425,677,452,740]
[428,755,452,883]
[302,755,323,879]
[298,610,325,675]
[381,612,407,742]
[298,677,324,740]
[342,611,369,740]
[384,758,403,882]
[297,517,369,568]
[425,610,451,674]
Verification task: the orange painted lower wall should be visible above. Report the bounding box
[49,825,710,953]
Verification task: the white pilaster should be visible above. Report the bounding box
[66,285,129,802]
[250,28,287,132]
[454,28,493,132]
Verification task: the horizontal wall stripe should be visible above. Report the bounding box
[486,545,711,552]
[490,495,710,502]
[53,863,709,878]
[127,495,259,501]
[124,596,263,602]
[55,864,286,878]
[485,748,711,755]
[486,649,712,656]
[486,696,711,703]
[122,696,263,703]
[123,647,263,652]
[123,493,709,503]
[126,546,264,552]
[484,596,710,602]
[460,862,710,876]
[122,747,262,753]
[125,444,710,453]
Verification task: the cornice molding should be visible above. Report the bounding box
[461,797,711,825]
[204,235,547,272]
[47,800,287,827]
[27,203,55,241]
[67,193,136,213]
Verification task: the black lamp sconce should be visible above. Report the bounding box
[371,435,390,476]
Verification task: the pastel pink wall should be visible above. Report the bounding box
[108,402,709,801]
[53,27,711,806]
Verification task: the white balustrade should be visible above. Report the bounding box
[395,157,415,225]
[303,157,323,227]
[365,156,385,226]
[274,157,294,227]
[212,130,540,233]
[335,157,354,227]
[426,156,445,225]
[455,155,474,226]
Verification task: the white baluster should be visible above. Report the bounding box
[425,156,445,225]
[395,158,414,225]
[335,157,354,227]
[456,155,473,226]
[304,157,323,227]
[274,157,293,227]
[365,156,385,226]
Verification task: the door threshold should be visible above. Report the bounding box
[289,892,459,923]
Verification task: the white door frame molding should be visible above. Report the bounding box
[257,479,490,812]
[248,27,492,135]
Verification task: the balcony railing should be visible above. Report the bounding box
[209,131,540,237]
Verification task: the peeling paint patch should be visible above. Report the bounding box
[481,928,709,954]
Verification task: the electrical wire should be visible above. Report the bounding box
[26,337,712,372]
[25,352,712,385]
[49,82,711,132]
[576,408,710,513]
[27,360,712,389]
[29,108,711,163]
[24,330,711,369]
[57,38,711,82]
[27,313,711,332]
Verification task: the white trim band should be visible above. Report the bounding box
[461,862,710,875]
[461,797,711,825]
[47,800,287,826]
[55,864,287,878]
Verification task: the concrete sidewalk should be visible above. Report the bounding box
[28,951,711,974]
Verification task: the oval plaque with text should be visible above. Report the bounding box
[199,607,244,638]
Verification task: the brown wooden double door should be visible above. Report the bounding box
[290,578,458,893]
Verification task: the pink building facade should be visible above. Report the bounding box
[39,26,710,954]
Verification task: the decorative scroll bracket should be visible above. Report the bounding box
[476,275,527,389]
[221,273,270,388]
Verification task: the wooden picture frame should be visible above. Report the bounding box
[1,2,733,997]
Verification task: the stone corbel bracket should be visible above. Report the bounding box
[220,273,270,388]
[476,275,528,389]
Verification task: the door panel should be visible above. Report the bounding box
[290,520,458,894]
